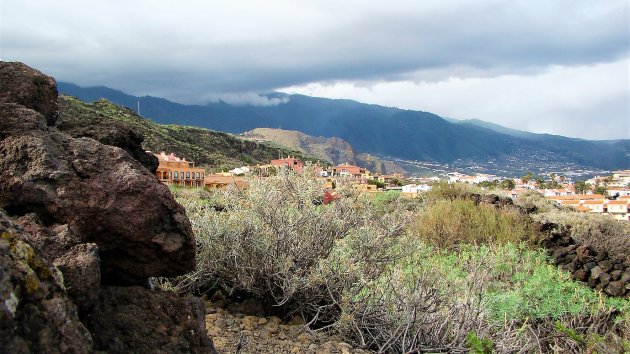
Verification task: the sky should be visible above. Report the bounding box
[1,0,628,140]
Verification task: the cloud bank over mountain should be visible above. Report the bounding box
[2,0,628,139]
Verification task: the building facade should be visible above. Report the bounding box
[154,152,205,187]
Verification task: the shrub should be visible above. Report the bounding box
[513,190,561,213]
[410,199,537,248]
[170,168,413,323]
[422,182,483,203]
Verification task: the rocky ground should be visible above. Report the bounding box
[205,294,368,354]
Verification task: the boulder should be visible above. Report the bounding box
[0,61,212,353]
[605,280,626,297]
[575,245,591,262]
[0,103,195,285]
[574,269,588,282]
[0,62,58,125]
[0,212,92,353]
[598,260,613,273]
[86,286,217,354]
[598,272,611,287]
[590,266,604,280]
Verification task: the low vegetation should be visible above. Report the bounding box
[164,173,629,353]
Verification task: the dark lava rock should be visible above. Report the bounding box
[0,212,92,353]
[584,262,597,271]
[480,194,500,205]
[87,286,216,354]
[0,61,58,125]
[574,269,588,282]
[590,266,604,280]
[0,99,195,285]
[605,280,626,297]
[552,246,569,259]
[598,260,613,273]
[0,62,214,353]
[52,243,101,315]
[598,272,612,287]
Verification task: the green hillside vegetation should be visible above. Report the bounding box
[160,172,629,353]
[58,95,324,171]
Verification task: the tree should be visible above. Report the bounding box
[593,182,608,196]
[520,172,533,184]
[500,179,515,190]
[574,181,589,195]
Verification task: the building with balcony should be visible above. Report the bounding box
[154,152,205,187]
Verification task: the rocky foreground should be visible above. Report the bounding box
[0,62,216,352]
[204,294,367,354]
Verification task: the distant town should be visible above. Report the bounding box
[153,151,630,222]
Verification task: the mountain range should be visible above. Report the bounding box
[58,82,630,174]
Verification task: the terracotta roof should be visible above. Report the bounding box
[607,200,629,205]
[576,205,591,212]
[583,200,605,205]
[547,195,581,200]
[560,200,580,205]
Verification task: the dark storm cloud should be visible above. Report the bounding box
[2,0,627,100]
[1,0,628,139]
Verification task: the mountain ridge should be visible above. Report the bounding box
[58,82,630,172]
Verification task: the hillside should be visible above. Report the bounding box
[59,83,630,172]
[57,95,323,172]
[242,128,407,175]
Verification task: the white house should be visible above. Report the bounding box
[402,184,432,193]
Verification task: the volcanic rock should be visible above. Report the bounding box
[0,79,195,284]
[0,61,58,125]
[0,212,92,353]
[86,286,217,354]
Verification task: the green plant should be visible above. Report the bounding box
[466,331,494,354]
[411,199,536,248]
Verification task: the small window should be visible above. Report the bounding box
[196,172,200,179]
[186,172,190,179]
[174,171,179,179]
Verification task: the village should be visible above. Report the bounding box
[153,151,630,222]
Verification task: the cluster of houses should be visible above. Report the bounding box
[152,152,430,197]
[152,152,630,221]
[547,194,630,222]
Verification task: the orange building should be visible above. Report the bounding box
[271,156,304,173]
[204,174,248,190]
[154,152,205,187]
[333,163,370,179]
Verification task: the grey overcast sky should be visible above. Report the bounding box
[1,0,628,139]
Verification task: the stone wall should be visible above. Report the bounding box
[541,224,630,297]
